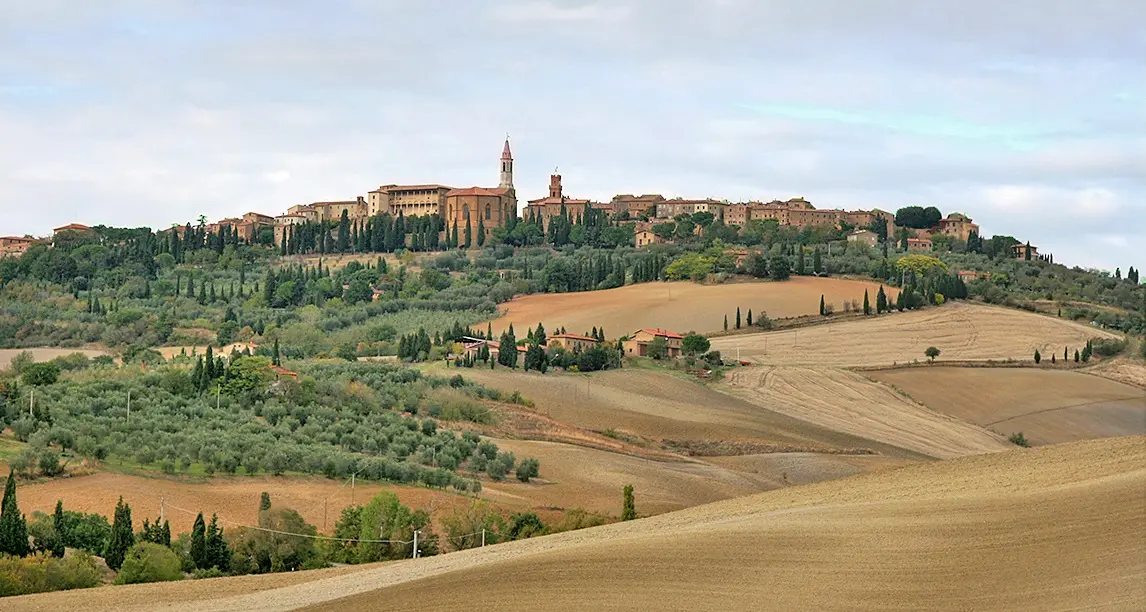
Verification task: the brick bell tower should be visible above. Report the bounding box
[499,136,514,190]
[548,173,562,199]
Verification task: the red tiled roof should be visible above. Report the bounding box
[311,200,359,206]
[0,236,36,242]
[53,223,91,232]
[550,333,599,342]
[636,328,683,340]
[371,184,454,193]
[447,186,510,197]
[526,197,591,206]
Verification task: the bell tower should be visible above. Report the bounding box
[499,136,514,190]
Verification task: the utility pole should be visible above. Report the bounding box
[412,530,420,559]
[351,473,355,505]
[29,388,34,417]
[160,496,165,524]
[126,389,131,419]
[481,528,486,547]
[216,384,221,410]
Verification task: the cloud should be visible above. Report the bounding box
[0,0,1142,272]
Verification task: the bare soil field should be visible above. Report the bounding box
[868,367,1146,446]
[721,366,1012,459]
[488,277,896,336]
[16,436,1141,611]
[710,301,1120,367]
[13,472,530,536]
[448,366,926,459]
[484,438,777,516]
[705,452,914,486]
[1084,357,1146,389]
[0,347,110,369]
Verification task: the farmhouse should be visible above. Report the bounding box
[847,229,879,247]
[635,230,663,248]
[547,333,598,353]
[937,212,980,241]
[0,236,37,257]
[623,328,683,359]
[1012,243,1038,260]
[906,237,933,252]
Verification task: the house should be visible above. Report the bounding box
[847,229,879,247]
[53,223,94,238]
[957,270,992,282]
[622,328,683,359]
[937,212,980,241]
[460,336,527,364]
[547,333,598,353]
[269,365,299,380]
[0,236,37,258]
[635,230,663,248]
[1012,243,1038,260]
[906,237,933,252]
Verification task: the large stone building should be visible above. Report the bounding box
[288,198,367,224]
[655,199,726,219]
[0,236,37,258]
[443,138,518,243]
[937,212,980,241]
[525,174,592,229]
[367,184,453,217]
[611,194,665,219]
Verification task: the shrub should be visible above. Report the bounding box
[515,458,540,483]
[1090,337,1127,358]
[1008,432,1030,448]
[0,552,102,597]
[115,542,184,584]
[681,333,710,356]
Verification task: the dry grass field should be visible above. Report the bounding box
[710,301,1120,367]
[13,436,1141,612]
[721,366,1012,459]
[488,277,896,336]
[0,347,110,369]
[448,366,927,459]
[868,367,1146,446]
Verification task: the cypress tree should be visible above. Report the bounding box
[1074,349,1080,363]
[206,513,230,571]
[819,295,826,316]
[813,248,822,274]
[272,338,281,367]
[1034,349,1041,364]
[477,216,486,247]
[260,492,271,513]
[796,247,805,275]
[464,222,472,249]
[191,512,208,569]
[724,314,728,331]
[160,519,171,548]
[876,285,887,314]
[0,469,30,557]
[53,500,67,555]
[747,309,753,327]
[105,496,133,570]
[863,289,871,315]
[622,484,636,521]
[735,307,742,329]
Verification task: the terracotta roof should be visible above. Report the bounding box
[245,212,274,219]
[0,236,36,242]
[311,200,359,206]
[53,223,92,232]
[527,197,591,206]
[447,186,510,197]
[550,333,599,342]
[635,328,683,340]
[371,184,454,193]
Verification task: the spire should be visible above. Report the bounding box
[501,135,513,160]
[499,135,514,190]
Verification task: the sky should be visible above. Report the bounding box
[2,0,1143,272]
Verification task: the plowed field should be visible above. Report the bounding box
[710,301,1119,367]
[868,367,1146,445]
[488,277,896,336]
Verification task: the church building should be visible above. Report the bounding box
[444,138,518,245]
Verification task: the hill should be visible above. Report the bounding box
[710,301,1119,367]
[867,367,1146,445]
[487,277,895,336]
[11,436,1140,611]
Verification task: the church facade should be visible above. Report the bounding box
[443,138,518,244]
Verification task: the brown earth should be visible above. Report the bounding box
[721,366,1012,459]
[13,436,1142,611]
[445,366,926,459]
[1083,357,1146,389]
[710,301,1120,367]
[868,367,1146,446]
[487,277,897,337]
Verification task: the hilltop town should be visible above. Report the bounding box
[2,137,1047,266]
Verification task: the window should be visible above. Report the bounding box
[463,204,470,220]
[485,205,491,220]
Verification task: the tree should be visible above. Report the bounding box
[337,209,351,253]
[819,295,826,316]
[747,309,753,326]
[271,339,281,367]
[515,458,540,482]
[105,496,134,571]
[924,346,941,362]
[876,286,888,314]
[21,362,60,386]
[1074,349,1080,363]
[206,513,230,571]
[463,222,472,249]
[863,289,871,315]
[115,542,183,585]
[1034,349,1041,364]
[723,314,728,331]
[681,333,711,356]
[646,336,668,360]
[476,216,486,247]
[52,500,67,556]
[769,255,790,280]
[813,248,822,275]
[190,512,207,570]
[260,492,271,513]
[735,307,742,329]
[0,469,30,557]
[621,484,636,521]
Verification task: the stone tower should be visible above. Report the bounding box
[499,136,514,190]
[549,174,562,199]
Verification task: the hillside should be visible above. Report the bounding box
[487,277,895,336]
[11,436,1141,611]
[710,301,1119,367]
[867,367,1146,445]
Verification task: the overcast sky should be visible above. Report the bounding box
[2,0,1143,272]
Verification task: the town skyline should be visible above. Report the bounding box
[2,1,1142,271]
